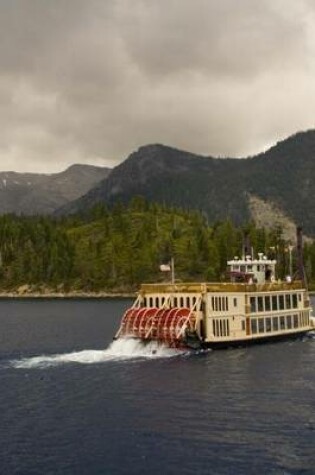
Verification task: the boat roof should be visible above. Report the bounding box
[140,281,305,294]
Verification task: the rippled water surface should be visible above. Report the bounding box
[0,298,314,475]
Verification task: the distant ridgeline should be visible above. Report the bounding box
[58,130,315,237]
[0,200,314,293]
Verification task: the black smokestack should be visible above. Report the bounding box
[296,227,307,288]
[243,231,251,258]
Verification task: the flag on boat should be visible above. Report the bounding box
[160,263,171,272]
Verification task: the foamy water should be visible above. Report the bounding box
[10,338,186,369]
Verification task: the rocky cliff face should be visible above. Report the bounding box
[0,164,111,214]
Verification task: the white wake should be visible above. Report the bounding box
[10,338,186,369]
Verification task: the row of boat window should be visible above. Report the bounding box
[213,319,230,337]
[212,296,229,312]
[143,296,198,308]
[250,294,300,313]
[251,312,309,334]
[212,311,309,338]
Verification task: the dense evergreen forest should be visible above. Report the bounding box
[0,198,314,293]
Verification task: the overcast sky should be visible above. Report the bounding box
[0,0,315,173]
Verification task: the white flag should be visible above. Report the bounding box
[160,264,171,272]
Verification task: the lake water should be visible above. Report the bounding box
[0,298,314,475]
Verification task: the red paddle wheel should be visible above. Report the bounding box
[115,306,197,348]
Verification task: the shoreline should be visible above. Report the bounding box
[0,288,313,299]
[0,291,135,299]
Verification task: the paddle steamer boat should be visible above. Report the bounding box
[115,230,314,349]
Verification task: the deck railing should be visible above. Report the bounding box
[140,281,305,294]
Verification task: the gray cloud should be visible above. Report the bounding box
[0,0,314,172]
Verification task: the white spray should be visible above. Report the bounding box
[10,338,186,369]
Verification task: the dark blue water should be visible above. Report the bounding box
[0,298,314,475]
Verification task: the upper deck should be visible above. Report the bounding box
[140,281,305,295]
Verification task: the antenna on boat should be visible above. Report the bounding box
[296,227,307,288]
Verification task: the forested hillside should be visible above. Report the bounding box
[0,199,314,293]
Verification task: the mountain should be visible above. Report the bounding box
[0,164,111,215]
[59,144,250,223]
[58,130,315,236]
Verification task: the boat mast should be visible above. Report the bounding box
[171,257,175,284]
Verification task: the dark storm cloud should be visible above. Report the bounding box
[0,0,314,172]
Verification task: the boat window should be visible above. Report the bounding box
[186,297,190,308]
[272,317,279,331]
[226,297,229,311]
[213,320,216,336]
[211,297,215,311]
[258,318,264,333]
[143,297,147,307]
[222,320,226,336]
[218,298,222,312]
[293,314,298,328]
[250,297,256,313]
[292,294,298,308]
[285,294,291,309]
[219,320,223,336]
[233,298,237,307]
[180,297,184,307]
[192,297,197,308]
[226,319,230,336]
[265,296,271,312]
[265,317,272,332]
[298,294,302,301]
[286,315,292,329]
[216,320,220,336]
[304,312,307,325]
[149,297,153,307]
[280,316,285,330]
[279,295,285,310]
[272,295,278,310]
[251,319,257,334]
[258,297,264,312]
